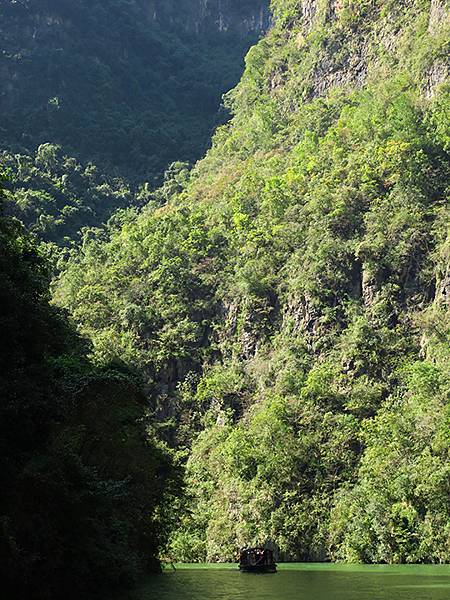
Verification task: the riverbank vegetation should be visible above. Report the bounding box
[0,184,180,599]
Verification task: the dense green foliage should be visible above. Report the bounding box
[0,184,179,598]
[54,0,450,565]
[0,0,267,181]
[1,144,133,247]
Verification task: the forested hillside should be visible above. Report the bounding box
[55,0,450,565]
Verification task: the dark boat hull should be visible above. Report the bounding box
[239,564,277,573]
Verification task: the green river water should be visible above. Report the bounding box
[126,564,450,600]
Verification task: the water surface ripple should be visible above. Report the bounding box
[127,564,450,600]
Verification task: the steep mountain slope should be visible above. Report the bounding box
[0,0,269,181]
[56,0,450,563]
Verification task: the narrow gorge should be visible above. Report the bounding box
[0,1,449,598]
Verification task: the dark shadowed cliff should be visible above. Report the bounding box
[0,0,269,180]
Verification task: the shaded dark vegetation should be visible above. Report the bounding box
[0,0,265,181]
[1,144,135,248]
[0,2,269,595]
[0,182,180,599]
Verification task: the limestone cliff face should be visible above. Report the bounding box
[1,0,269,42]
[268,0,449,101]
[147,0,270,35]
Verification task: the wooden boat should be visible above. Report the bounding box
[239,547,277,573]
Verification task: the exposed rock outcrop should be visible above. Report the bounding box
[147,0,270,36]
[429,0,449,34]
